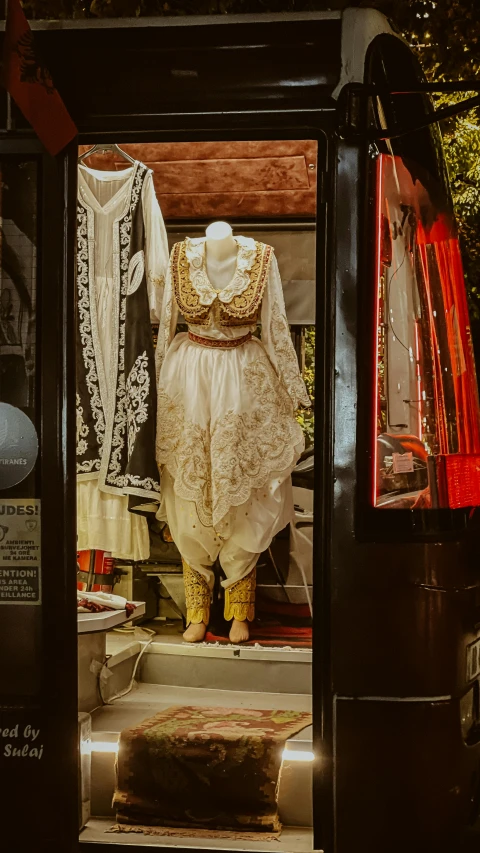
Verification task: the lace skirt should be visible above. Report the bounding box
[156,332,304,538]
[77,479,150,561]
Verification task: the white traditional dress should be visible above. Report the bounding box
[155,236,310,623]
[76,161,169,560]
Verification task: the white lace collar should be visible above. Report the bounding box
[184,236,257,306]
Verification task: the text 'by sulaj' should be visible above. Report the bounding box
[2,724,43,759]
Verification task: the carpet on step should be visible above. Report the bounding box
[205,597,312,648]
[205,624,312,648]
[113,705,312,833]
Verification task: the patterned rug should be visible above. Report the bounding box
[206,599,312,648]
[113,705,312,833]
[204,625,312,648]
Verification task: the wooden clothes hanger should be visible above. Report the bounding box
[78,143,136,165]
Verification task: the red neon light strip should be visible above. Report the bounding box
[414,320,422,442]
[417,242,448,453]
[373,154,384,506]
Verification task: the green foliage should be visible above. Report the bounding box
[392,1,480,324]
[440,95,480,321]
[296,326,315,447]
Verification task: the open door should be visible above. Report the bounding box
[0,138,78,852]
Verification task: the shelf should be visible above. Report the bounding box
[77,602,146,635]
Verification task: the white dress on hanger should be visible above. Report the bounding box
[76,162,168,560]
[155,236,310,589]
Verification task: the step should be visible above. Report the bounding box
[88,682,313,829]
[80,817,314,851]
[138,625,312,695]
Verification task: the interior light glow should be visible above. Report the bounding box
[90,741,119,754]
[282,749,315,762]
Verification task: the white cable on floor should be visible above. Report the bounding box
[99,627,155,705]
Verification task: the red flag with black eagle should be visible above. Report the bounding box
[2,0,77,155]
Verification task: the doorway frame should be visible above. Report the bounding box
[72,121,335,853]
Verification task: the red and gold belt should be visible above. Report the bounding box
[188,331,252,349]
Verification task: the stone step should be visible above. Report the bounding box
[88,682,313,828]
[81,818,313,851]
[138,625,312,695]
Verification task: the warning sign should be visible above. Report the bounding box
[0,500,41,605]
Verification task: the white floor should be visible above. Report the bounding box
[84,634,314,849]
[81,818,314,852]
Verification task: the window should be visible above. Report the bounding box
[374,152,480,509]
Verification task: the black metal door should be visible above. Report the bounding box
[0,138,78,853]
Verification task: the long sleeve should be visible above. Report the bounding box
[261,253,310,409]
[155,254,178,382]
[142,170,170,321]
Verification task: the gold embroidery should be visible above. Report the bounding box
[183,560,211,626]
[270,299,311,409]
[156,356,304,529]
[171,242,210,326]
[150,273,165,288]
[221,242,272,324]
[171,240,273,327]
[224,567,256,622]
[188,331,252,349]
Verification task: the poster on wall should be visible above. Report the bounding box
[0,403,38,489]
[0,498,40,604]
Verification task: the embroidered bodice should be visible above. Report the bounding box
[156,235,310,411]
[171,236,272,327]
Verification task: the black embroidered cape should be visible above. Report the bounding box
[76,162,160,505]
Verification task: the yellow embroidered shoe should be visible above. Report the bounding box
[224,566,256,623]
[183,560,211,626]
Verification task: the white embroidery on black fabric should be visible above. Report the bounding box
[76,392,89,458]
[103,209,130,488]
[76,204,104,474]
[126,351,150,458]
[123,474,160,494]
[127,249,145,296]
[97,164,160,498]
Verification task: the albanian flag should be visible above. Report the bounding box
[2,0,77,155]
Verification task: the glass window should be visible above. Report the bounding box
[374,152,480,509]
[0,156,41,697]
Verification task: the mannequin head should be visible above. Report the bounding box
[205,221,233,241]
[205,221,236,267]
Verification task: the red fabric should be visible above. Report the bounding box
[2,0,76,155]
[77,598,136,617]
[411,213,480,456]
[436,454,480,508]
[205,626,312,649]
[77,549,115,593]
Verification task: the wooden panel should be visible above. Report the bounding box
[79,141,317,165]
[78,141,317,219]
[150,156,310,193]
[157,190,315,220]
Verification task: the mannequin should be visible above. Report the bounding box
[156,221,310,644]
[186,223,249,643]
[204,221,237,289]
